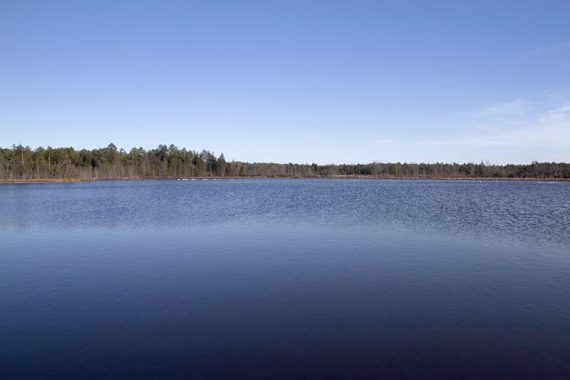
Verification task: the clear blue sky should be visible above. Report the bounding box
[1,0,569,164]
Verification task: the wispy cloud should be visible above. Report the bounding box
[374,98,570,150]
[523,41,570,57]
[473,98,532,118]
[373,139,397,145]
[428,101,570,148]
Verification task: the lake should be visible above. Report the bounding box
[1,179,569,379]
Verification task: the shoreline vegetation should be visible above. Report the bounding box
[2,143,569,182]
[1,177,569,184]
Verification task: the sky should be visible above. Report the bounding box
[1,0,569,164]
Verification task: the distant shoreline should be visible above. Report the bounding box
[1,176,569,184]
[3,145,570,182]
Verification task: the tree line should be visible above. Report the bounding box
[1,144,569,181]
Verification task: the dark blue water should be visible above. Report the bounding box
[1,179,569,379]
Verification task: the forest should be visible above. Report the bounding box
[1,144,569,181]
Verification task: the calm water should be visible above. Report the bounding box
[1,179,569,379]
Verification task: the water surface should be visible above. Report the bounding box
[1,179,569,379]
